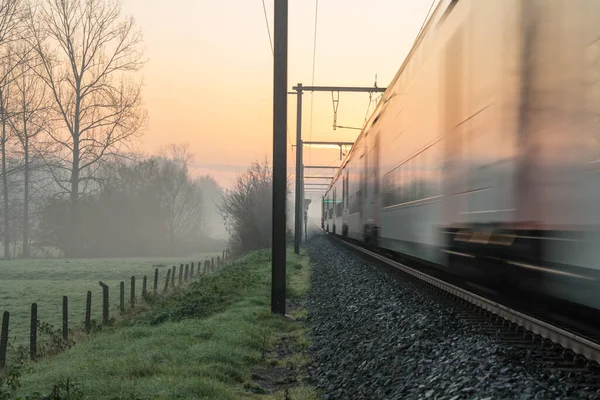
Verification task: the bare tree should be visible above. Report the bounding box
[28,0,147,256]
[0,0,27,259]
[9,48,49,257]
[158,144,203,251]
[0,62,13,259]
[219,160,277,253]
[0,0,22,45]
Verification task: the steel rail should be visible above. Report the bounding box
[335,236,600,365]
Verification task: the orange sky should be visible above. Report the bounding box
[120,0,434,192]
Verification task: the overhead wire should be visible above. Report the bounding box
[360,1,435,130]
[307,0,319,166]
[415,0,437,50]
[260,0,274,56]
[260,0,293,149]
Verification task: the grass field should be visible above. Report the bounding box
[9,248,316,399]
[0,252,223,350]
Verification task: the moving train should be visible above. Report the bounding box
[322,0,600,310]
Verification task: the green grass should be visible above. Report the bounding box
[0,253,222,349]
[9,248,316,399]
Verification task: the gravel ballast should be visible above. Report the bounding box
[306,234,599,400]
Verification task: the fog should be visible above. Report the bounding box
[0,142,229,259]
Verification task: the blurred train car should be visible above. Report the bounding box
[323,0,600,310]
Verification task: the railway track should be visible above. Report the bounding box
[331,234,600,371]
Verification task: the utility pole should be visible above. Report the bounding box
[272,0,288,315]
[294,83,303,254]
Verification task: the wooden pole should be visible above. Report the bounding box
[120,281,125,313]
[85,291,92,334]
[30,303,37,360]
[99,281,109,324]
[164,269,171,292]
[131,276,136,309]
[154,268,159,295]
[62,296,68,342]
[0,311,9,369]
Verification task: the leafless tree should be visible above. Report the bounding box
[158,144,203,251]
[0,0,23,46]
[28,0,147,255]
[0,0,28,259]
[8,47,49,257]
[219,159,277,253]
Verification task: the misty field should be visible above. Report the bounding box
[0,252,221,349]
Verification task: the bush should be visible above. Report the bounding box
[219,160,290,254]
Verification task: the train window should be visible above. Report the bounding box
[393,168,399,205]
[346,173,350,208]
[402,161,410,203]
[408,157,417,201]
[414,154,421,200]
[394,167,402,204]
[433,142,442,196]
[398,166,404,204]
[421,150,428,198]
[341,174,345,210]
[392,170,399,206]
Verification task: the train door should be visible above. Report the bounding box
[362,131,380,244]
[343,169,349,236]
[359,150,367,240]
[321,196,324,229]
[333,188,337,234]
[371,131,381,241]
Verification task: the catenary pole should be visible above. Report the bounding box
[294,83,303,254]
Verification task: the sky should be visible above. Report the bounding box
[119,0,435,194]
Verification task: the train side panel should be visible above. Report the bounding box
[442,0,521,231]
[374,0,522,266]
[520,0,600,308]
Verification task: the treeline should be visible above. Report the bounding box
[0,0,224,259]
[39,146,225,257]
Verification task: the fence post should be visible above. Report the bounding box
[30,303,37,360]
[0,311,9,369]
[171,266,176,286]
[131,276,136,309]
[62,296,68,343]
[142,275,147,299]
[217,256,220,267]
[204,260,209,274]
[184,264,189,282]
[178,264,183,286]
[154,268,159,295]
[164,269,171,292]
[99,281,109,324]
[120,281,125,313]
[222,250,225,262]
[211,258,214,270]
[85,291,92,334]
[190,262,195,278]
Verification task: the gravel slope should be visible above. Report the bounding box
[306,234,599,400]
